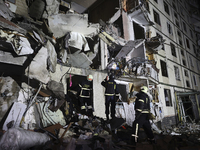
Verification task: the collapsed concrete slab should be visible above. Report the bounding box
[25,47,50,84]
[0,0,15,21]
[48,13,99,38]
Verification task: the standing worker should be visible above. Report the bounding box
[78,75,93,117]
[131,86,155,145]
[101,74,119,121]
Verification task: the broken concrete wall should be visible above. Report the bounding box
[50,64,107,118]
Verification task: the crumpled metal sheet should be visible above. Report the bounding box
[25,46,50,84]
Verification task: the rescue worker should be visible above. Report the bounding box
[101,74,119,121]
[131,86,155,144]
[78,75,93,117]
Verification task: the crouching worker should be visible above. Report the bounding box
[131,86,156,145]
[78,75,93,117]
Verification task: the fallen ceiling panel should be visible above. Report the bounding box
[67,51,92,69]
[25,47,50,84]
[0,51,27,66]
[115,39,144,60]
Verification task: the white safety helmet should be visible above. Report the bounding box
[87,74,93,81]
[141,86,148,93]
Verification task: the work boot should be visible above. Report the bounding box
[127,136,137,146]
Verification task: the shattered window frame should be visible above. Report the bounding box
[182,59,186,66]
[164,1,170,15]
[170,42,176,57]
[193,44,196,54]
[186,80,190,87]
[186,38,190,49]
[167,22,173,35]
[190,29,193,38]
[193,75,197,86]
[175,20,180,28]
[153,9,161,25]
[164,89,172,107]
[182,21,187,32]
[184,70,189,77]
[197,60,200,70]
[174,66,180,80]
[172,2,177,11]
[177,30,181,37]
[174,12,178,19]
[160,60,168,77]
[181,49,184,56]
[156,32,165,50]
[179,39,183,46]
[189,55,194,67]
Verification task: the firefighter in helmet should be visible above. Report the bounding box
[131,86,155,144]
[101,74,119,121]
[78,75,93,117]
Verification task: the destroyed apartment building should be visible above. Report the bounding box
[0,0,200,149]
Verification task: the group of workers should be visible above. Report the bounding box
[77,74,156,145]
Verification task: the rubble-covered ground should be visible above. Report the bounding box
[1,118,200,150]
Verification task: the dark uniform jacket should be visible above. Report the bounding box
[135,91,150,114]
[78,80,93,98]
[101,78,119,97]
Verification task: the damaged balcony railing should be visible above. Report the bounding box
[122,0,154,26]
[126,57,159,81]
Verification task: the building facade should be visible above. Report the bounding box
[2,0,200,128]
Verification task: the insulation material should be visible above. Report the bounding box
[0,128,50,150]
[115,102,135,127]
[36,100,66,127]
[25,47,50,84]
[68,32,90,52]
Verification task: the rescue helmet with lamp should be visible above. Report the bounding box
[140,86,148,93]
[87,75,93,81]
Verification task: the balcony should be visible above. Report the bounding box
[122,0,154,26]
